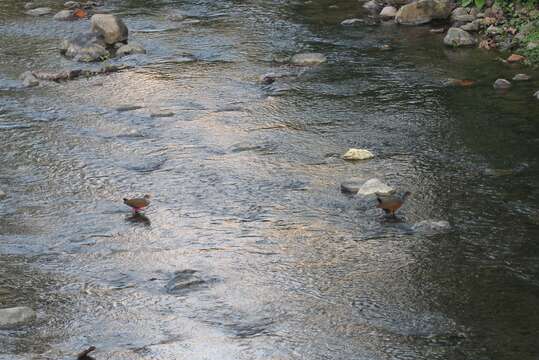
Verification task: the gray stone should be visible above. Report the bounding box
[341,18,362,25]
[493,79,511,89]
[395,0,452,25]
[380,6,398,18]
[363,0,382,11]
[0,190,5,199]
[443,28,476,47]
[115,105,143,112]
[0,307,36,328]
[53,10,74,21]
[534,90,539,100]
[64,1,81,9]
[512,74,531,81]
[25,7,52,16]
[452,14,475,22]
[357,178,394,195]
[116,43,146,57]
[19,71,39,87]
[460,20,480,32]
[340,179,364,194]
[60,32,110,62]
[24,2,37,10]
[290,52,327,66]
[90,14,129,45]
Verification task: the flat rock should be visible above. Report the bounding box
[0,307,36,328]
[493,78,511,89]
[340,179,364,194]
[395,0,452,25]
[357,178,394,195]
[341,18,362,25]
[290,52,327,66]
[116,43,146,57]
[115,105,143,112]
[53,10,74,21]
[342,148,374,160]
[443,27,476,47]
[19,71,39,87]
[512,73,530,81]
[25,7,52,16]
[90,14,128,45]
[412,220,451,234]
[150,111,174,118]
[380,6,397,18]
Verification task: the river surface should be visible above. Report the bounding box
[1,0,539,359]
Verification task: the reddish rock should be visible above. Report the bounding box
[507,54,525,63]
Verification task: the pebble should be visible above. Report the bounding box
[0,307,36,328]
[512,73,531,81]
[493,78,511,89]
[342,148,374,160]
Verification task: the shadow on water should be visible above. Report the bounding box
[125,212,151,226]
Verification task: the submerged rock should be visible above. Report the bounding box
[340,179,364,194]
[165,270,214,295]
[116,43,146,57]
[0,307,36,328]
[25,7,52,16]
[512,73,530,81]
[395,0,452,25]
[380,6,397,18]
[357,178,394,195]
[493,78,511,89]
[342,148,374,160]
[90,14,128,45]
[19,71,39,87]
[290,52,327,66]
[60,32,110,62]
[341,18,362,25]
[443,28,476,47]
[412,220,451,234]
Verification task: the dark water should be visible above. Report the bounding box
[1,0,539,359]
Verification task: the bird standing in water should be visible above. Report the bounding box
[375,191,411,217]
[123,194,151,213]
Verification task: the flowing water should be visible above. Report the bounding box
[1,0,539,359]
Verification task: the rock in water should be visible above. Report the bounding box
[512,74,530,81]
[395,0,452,25]
[340,179,364,194]
[64,1,81,9]
[380,6,397,18]
[342,148,374,160]
[53,10,74,21]
[412,220,451,234]
[116,43,146,57]
[341,18,362,25]
[90,14,128,45]
[19,71,39,87]
[493,79,511,89]
[357,178,394,195]
[290,53,327,66]
[0,307,36,328]
[60,32,110,62]
[25,7,52,16]
[507,54,525,63]
[0,190,6,199]
[362,0,382,11]
[534,90,539,100]
[443,28,476,47]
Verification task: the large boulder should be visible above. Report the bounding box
[395,0,453,25]
[0,307,36,328]
[60,32,110,62]
[90,14,128,45]
[443,27,476,46]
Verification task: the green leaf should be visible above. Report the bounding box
[475,0,486,9]
[461,0,473,7]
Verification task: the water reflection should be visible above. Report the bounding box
[125,212,151,226]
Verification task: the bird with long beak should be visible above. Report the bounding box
[123,194,151,213]
[375,191,411,217]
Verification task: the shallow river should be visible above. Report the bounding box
[1,0,539,359]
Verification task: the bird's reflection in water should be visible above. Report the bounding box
[125,212,151,226]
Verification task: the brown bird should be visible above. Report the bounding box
[375,191,411,217]
[123,194,151,213]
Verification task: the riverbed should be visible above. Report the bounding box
[1,0,539,359]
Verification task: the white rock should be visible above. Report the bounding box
[342,148,374,160]
[357,178,394,195]
[341,18,362,25]
[412,220,451,234]
[0,307,36,328]
[380,6,397,18]
[25,7,52,16]
[512,74,530,81]
[53,10,73,21]
[534,90,539,100]
[90,14,129,45]
[493,79,511,89]
[290,52,327,66]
